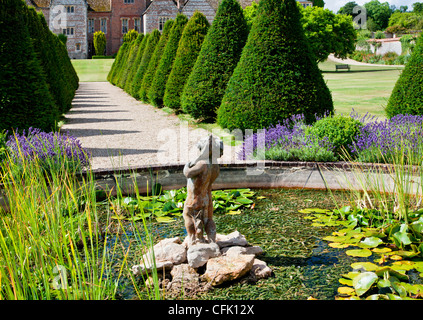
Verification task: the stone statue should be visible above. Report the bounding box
[183,135,223,247]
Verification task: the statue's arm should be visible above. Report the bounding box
[184,161,206,178]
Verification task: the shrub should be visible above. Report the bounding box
[138,19,174,102]
[147,14,188,107]
[130,30,161,100]
[5,128,90,174]
[118,33,144,89]
[108,42,129,85]
[115,31,138,87]
[124,33,149,93]
[306,114,362,156]
[386,34,423,118]
[239,114,337,162]
[382,51,398,65]
[180,0,248,121]
[163,11,210,111]
[217,0,333,131]
[93,31,107,56]
[0,0,58,132]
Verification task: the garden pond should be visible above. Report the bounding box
[96,188,423,300]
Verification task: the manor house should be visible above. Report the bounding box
[26,0,312,59]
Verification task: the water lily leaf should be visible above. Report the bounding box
[155,216,175,223]
[256,196,266,200]
[346,248,372,257]
[372,247,392,254]
[390,255,403,261]
[391,261,415,271]
[338,286,355,296]
[386,250,419,258]
[329,242,351,248]
[392,224,412,247]
[360,236,383,248]
[351,262,379,271]
[227,210,242,215]
[375,267,409,281]
[353,272,378,296]
[339,278,353,286]
[342,272,361,280]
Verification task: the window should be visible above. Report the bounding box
[134,18,141,32]
[100,18,107,34]
[121,18,128,34]
[124,0,134,3]
[76,43,81,51]
[158,17,170,32]
[88,19,94,33]
[62,27,74,36]
[65,5,75,13]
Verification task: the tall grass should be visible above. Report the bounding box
[0,132,160,300]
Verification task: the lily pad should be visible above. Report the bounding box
[353,272,378,296]
[372,247,392,254]
[338,286,355,296]
[351,262,379,271]
[339,278,353,286]
[346,248,372,257]
[360,236,383,248]
[328,242,351,248]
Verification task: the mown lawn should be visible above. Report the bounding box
[70,58,403,120]
[319,60,403,119]
[71,59,114,82]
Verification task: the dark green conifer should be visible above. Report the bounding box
[163,11,209,111]
[180,0,248,121]
[131,30,161,100]
[147,14,188,108]
[124,33,149,94]
[138,19,174,102]
[386,34,423,117]
[217,0,333,131]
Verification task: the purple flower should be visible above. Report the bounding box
[6,128,90,170]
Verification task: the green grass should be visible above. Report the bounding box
[319,60,403,119]
[70,59,403,119]
[71,59,114,82]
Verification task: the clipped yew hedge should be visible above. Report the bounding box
[163,11,210,111]
[0,0,78,132]
[386,34,423,118]
[124,33,149,94]
[180,0,248,121]
[217,0,334,131]
[148,14,188,108]
[130,29,161,100]
[138,19,174,103]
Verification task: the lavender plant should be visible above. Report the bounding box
[4,127,90,174]
[350,114,423,165]
[239,114,336,162]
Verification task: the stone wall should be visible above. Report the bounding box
[49,0,88,59]
[143,0,179,34]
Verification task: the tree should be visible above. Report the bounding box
[337,1,358,15]
[130,29,161,99]
[301,6,357,62]
[93,31,106,56]
[124,33,149,94]
[385,34,423,118]
[312,0,324,8]
[364,0,392,30]
[180,0,248,121]
[413,2,423,14]
[138,19,174,103]
[118,33,144,89]
[147,14,188,108]
[216,0,333,131]
[163,11,210,111]
[0,0,57,132]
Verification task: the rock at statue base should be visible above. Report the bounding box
[221,245,263,256]
[250,258,273,281]
[132,237,186,276]
[202,254,255,286]
[166,264,201,295]
[187,242,220,268]
[216,231,248,248]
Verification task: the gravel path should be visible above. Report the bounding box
[61,82,240,170]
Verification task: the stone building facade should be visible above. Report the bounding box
[27,0,311,58]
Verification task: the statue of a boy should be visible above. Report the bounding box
[183,135,223,247]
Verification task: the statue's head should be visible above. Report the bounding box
[196,134,224,163]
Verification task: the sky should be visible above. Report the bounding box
[324,0,418,13]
